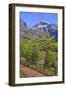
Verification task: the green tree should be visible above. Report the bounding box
[44,50,57,75]
[31,45,39,66]
[20,38,32,65]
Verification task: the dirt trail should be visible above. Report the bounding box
[20,65,46,77]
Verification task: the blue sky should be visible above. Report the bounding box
[20,12,58,27]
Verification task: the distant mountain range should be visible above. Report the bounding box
[20,19,58,39]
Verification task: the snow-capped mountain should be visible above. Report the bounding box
[32,21,57,38]
[20,19,58,39]
[32,20,49,32]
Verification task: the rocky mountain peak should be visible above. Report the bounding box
[20,19,58,39]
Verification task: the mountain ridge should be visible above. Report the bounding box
[20,19,58,39]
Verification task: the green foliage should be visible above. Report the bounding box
[31,46,39,65]
[20,34,58,76]
[38,51,46,60]
[20,57,26,65]
[46,50,57,66]
[49,42,58,51]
